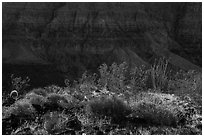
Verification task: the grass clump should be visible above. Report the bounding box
[45,93,74,111]
[3,99,36,134]
[128,92,186,127]
[129,101,177,126]
[25,92,47,106]
[87,95,131,123]
[25,92,47,114]
[9,99,36,118]
[25,87,76,114]
[30,88,48,97]
[44,85,64,94]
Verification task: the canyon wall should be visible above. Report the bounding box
[3,2,202,74]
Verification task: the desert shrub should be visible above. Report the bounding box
[129,102,177,126]
[98,62,128,93]
[136,126,201,135]
[150,58,169,91]
[87,95,131,123]
[2,75,30,106]
[33,129,48,135]
[71,90,86,102]
[44,85,64,94]
[168,70,202,108]
[175,96,202,126]
[64,72,97,98]
[193,73,202,94]
[10,121,45,135]
[129,65,150,91]
[43,111,81,135]
[29,88,48,97]
[25,92,47,108]
[2,106,11,119]
[79,71,98,86]
[8,99,36,118]
[44,85,74,96]
[128,92,188,127]
[77,112,112,135]
[168,70,200,91]
[45,93,74,111]
[43,111,67,134]
[2,99,36,135]
[24,88,76,114]
[10,74,30,95]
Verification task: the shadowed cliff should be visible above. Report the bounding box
[2,2,202,88]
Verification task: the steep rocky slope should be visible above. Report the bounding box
[2,2,202,75]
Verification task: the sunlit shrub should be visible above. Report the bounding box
[130,101,177,126]
[150,58,169,91]
[98,62,128,93]
[45,93,74,111]
[44,85,64,94]
[10,121,45,135]
[43,111,68,134]
[168,70,199,91]
[129,65,150,91]
[33,129,48,135]
[9,99,36,118]
[4,74,31,102]
[10,74,30,93]
[87,95,131,123]
[25,92,47,107]
[29,88,47,97]
[168,70,202,107]
[43,111,80,134]
[128,92,186,126]
[79,71,98,87]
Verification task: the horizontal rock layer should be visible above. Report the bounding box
[2,2,202,73]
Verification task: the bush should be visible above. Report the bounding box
[8,99,36,118]
[43,111,81,134]
[10,74,30,95]
[44,85,64,94]
[87,95,131,123]
[25,88,76,114]
[29,88,48,97]
[128,92,187,127]
[150,58,169,91]
[45,93,74,111]
[43,111,67,134]
[78,71,98,97]
[79,71,98,87]
[98,62,128,93]
[129,102,177,126]
[25,92,47,107]
[129,65,150,91]
[168,70,202,107]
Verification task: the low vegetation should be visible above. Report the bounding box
[2,58,202,135]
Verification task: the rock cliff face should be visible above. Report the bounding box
[2,2,202,74]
